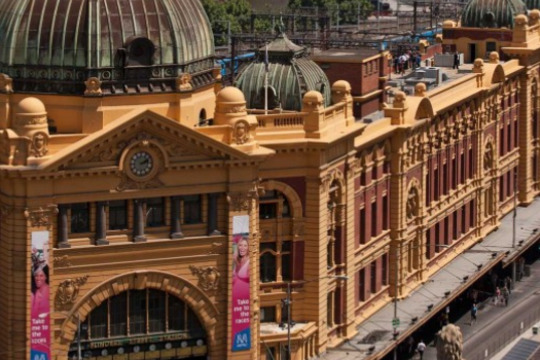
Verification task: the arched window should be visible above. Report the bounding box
[125,37,155,67]
[70,289,207,359]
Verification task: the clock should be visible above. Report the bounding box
[129,151,153,177]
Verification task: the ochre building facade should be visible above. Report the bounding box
[2,1,540,360]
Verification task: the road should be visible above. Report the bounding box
[463,263,540,360]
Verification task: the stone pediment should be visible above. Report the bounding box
[40,109,253,174]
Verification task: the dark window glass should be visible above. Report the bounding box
[382,254,388,285]
[148,290,165,333]
[109,200,127,230]
[266,347,277,360]
[371,202,377,237]
[146,198,165,227]
[129,290,146,335]
[187,309,204,337]
[281,197,291,218]
[282,253,291,281]
[260,252,276,283]
[359,268,366,301]
[327,292,333,327]
[370,261,377,293]
[183,195,202,224]
[89,301,108,339]
[359,208,366,244]
[260,203,277,219]
[71,203,90,233]
[110,292,127,337]
[260,242,277,252]
[261,306,276,323]
[168,295,186,331]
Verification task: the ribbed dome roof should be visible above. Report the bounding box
[525,0,540,9]
[460,0,527,28]
[0,0,215,95]
[235,33,331,111]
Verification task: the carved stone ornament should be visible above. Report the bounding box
[0,204,12,222]
[436,324,464,360]
[406,187,419,220]
[208,242,224,255]
[189,265,220,292]
[30,132,49,158]
[176,73,193,92]
[24,205,59,228]
[233,119,250,145]
[55,275,89,308]
[116,173,164,192]
[0,73,13,94]
[227,192,251,212]
[84,77,103,96]
[484,144,494,171]
[53,255,72,268]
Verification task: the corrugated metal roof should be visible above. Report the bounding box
[502,339,540,360]
[525,0,540,10]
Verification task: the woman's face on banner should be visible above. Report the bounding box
[238,239,248,258]
[34,269,47,289]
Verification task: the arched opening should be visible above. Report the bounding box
[125,37,155,67]
[69,289,208,359]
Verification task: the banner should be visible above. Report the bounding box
[231,215,251,351]
[30,231,51,360]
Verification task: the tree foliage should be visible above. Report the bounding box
[201,0,253,45]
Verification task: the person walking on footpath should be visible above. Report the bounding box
[470,302,477,325]
[495,286,501,305]
[453,51,460,69]
[417,340,426,359]
[502,286,509,306]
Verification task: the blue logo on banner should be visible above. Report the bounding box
[31,349,48,360]
[232,328,251,351]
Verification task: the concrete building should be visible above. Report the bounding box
[1,1,540,360]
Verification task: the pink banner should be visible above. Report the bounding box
[231,215,251,351]
[31,231,51,360]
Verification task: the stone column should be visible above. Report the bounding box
[57,205,70,248]
[95,202,109,245]
[207,193,221,235]
[133,199,147,243]
[170,196,184,239]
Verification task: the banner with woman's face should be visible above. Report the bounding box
[231,215,251,351]
[30,231,51,360]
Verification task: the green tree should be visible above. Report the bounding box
[202,0,254,45]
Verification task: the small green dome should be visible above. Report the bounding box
[460,0,527,28]
[235,33,331,112]
[0,0,215,95]
[524,0,540,9]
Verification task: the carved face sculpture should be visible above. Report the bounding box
[234,120,249,144]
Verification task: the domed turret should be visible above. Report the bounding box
[0,0,215,95]
[524,0,540,10]
[460,0,527,28]
[235,31,331,111]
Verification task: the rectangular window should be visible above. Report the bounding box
[108,200,127,230]
[183,195,202,224]
[425,172,431,206]
[499,175,505,202]
[382,253,388,285]
[259,202,277,220]
[434,168,440,201]
[261,306,276,323]
[109,292,127,337]
[371,202,377,237]
[148,290,165,333]
[359,268,366,301]
[382,194,389,230]
[129,290,147,335]
[168,295,186,331]
[146,198,165,227]
[370,261,377,293]
[281,241,292,281]
[359,208,366,244]
[468,147,474,178]
[514,120,518,150]
[486,41,497,52]
[327,292,334,327]
[89,301,108,339]
[443,162,448,195]
[500,127,505,156]
[460,152,465,184]
[461,205,467,234]
[260,243,277,283]
[71,203,90,233]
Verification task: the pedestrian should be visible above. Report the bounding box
[470,302,477,325]
[453,51,460,70]
[494,286,501,305]
[502,286,509,306]
[505,276,512,294]
[417,339,426,359]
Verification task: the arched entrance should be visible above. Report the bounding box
[68,289,208,359]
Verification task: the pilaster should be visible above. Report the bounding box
[519,71,535,204]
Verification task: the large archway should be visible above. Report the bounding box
[68,289,208,359]
[57,271,219,359]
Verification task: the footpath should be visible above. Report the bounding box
[419,260,540,360]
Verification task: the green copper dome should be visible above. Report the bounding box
[524,0,540,9]
[460,0,527,28]
[235,33,331,112]
[0,0,215,95]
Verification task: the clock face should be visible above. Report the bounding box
[129,151,153,177]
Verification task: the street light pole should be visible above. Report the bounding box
[77,313,82,360]
[284,275,348,360]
